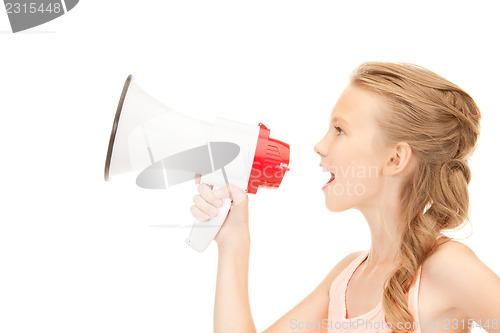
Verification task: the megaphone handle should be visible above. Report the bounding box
[185,185,232,252]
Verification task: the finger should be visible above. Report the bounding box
[192,194,219,218]
[214,184,247,206]
[194,173,201,185]
[190,205,210,221]
[197,183,223,207]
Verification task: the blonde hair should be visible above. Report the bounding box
[350,62,481,332]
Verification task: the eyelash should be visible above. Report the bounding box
[334,126,345,135]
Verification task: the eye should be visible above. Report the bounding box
[334,126,345,136]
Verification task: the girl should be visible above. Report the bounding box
[190,62,500,333]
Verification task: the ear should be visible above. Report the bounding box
[383,142,414,177]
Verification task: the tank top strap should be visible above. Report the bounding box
[406,232,444,332]
[328,251,370,315]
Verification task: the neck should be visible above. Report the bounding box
[357,191,405,271]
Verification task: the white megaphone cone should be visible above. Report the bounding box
[105,75,290,252]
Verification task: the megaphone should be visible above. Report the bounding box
[104,75,290,252]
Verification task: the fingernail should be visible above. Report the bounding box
[215,199,223,207]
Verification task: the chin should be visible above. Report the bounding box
[325,200,351,213]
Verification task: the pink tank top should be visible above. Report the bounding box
[327,251,423,333]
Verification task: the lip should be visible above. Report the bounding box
[320,163,335,173]
[322,173,335,189]
[320,164,335,189]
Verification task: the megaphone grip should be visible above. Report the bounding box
[185,186,232,252]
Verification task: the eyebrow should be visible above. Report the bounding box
[331,116,350,128]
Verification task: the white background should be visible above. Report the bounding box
[1,1,499,332]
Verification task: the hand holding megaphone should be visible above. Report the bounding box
[104,75,290,253]
[191,179,250,249]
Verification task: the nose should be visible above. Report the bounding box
[314,137,327,157]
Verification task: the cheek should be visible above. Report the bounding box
[354,156,383,197]
[337,152,382,193]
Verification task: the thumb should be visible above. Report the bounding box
[213,184,247,206]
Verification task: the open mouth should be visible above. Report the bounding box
[323,172,335,189]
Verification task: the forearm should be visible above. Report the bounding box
[214,241,257,333]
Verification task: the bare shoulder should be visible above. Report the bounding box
[423,240,476,273]
[421,239,500,320]
[331,251,365,276]
[318,250,365,295]
[423,239,496,282]
[338,250,366,269]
